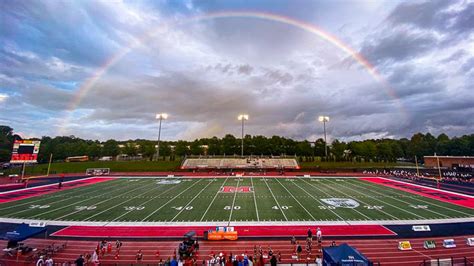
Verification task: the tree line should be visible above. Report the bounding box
[0,125,473,163]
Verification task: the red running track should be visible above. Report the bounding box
[52,224,395,238]
[361,177,474,209]
[0,177,114,203]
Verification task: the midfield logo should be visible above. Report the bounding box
[220,186,253,193]
[321,198,360,208]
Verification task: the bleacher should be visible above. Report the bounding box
[2,235,473,265]
[182,157,299,170]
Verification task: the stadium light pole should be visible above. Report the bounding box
[155,113,168,161]
[238,114,249,157]
[318,116,330,158]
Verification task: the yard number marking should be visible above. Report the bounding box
[224,205,241,210]
[172,206,193,211]
[272,205,292,210]
[75,206,97,211]
[409,205,428,209]
[29,205,50,209]
[318,205,336,210]
[364,205,384,210]
[124,206,145,211]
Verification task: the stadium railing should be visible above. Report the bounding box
[419,256,473,266]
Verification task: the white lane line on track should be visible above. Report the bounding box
[200,178,229,222]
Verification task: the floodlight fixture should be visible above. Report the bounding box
[155,113,168,160]
[318,115,330,158]
[238,114,249,157]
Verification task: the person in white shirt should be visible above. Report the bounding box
[315,255,322,266]
[316,227,322,244]
[36,256,45,266]
[45,257,54,266]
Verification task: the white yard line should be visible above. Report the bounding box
[376,177,474,198]
[349,180,451,218]
[0,178,120,211]
[262,178,288,221]
[228,178,241,225]
[171,179,215,222]
[317,178,424,219]
[0,176,105,195]
[297,177,370,220]
[140,179,203,222]
[200,178,229,221]
[359,179,474,216]
[10,179,145,217]
[109,182,185,222]
[274,178,316,220]
[250,177,260,222]
[323,179,404,220]
[41,179,152,220]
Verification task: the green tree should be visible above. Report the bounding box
[175,141,189,157]
[102,139,120,157]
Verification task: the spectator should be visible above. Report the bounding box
[92,250,100,265]
[45,256,54,266]
[248,256,253,266]
[290,235,296,245]
[270,255,277,266]
[307,228,313,241]
[315,255,322,266]
[330,241,337,247]
[115,240,122,250]
[36,256,45,266]
[171,256,178,266]
[316,227,322,245]
[74,255,85,266]
[136,250,144,262]
[296,242,302,261]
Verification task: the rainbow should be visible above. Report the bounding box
[59,11,405,135]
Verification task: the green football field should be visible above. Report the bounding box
[0,177,472,223]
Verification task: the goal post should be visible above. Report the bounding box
[86,168,110,176]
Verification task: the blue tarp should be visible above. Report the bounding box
[1,223,46,242]
[323,243,372,266]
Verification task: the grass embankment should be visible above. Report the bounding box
[2,160,414,176]
[5,160,181,176]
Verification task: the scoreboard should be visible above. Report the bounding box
[10,140,41,163]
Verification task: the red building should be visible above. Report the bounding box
[424,156,474,169]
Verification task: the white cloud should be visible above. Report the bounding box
[0,93,8,102]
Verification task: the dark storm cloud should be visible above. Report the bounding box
[1,0,473,141]
[360,29,437,63]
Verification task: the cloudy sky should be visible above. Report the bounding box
[1,0,473,141]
